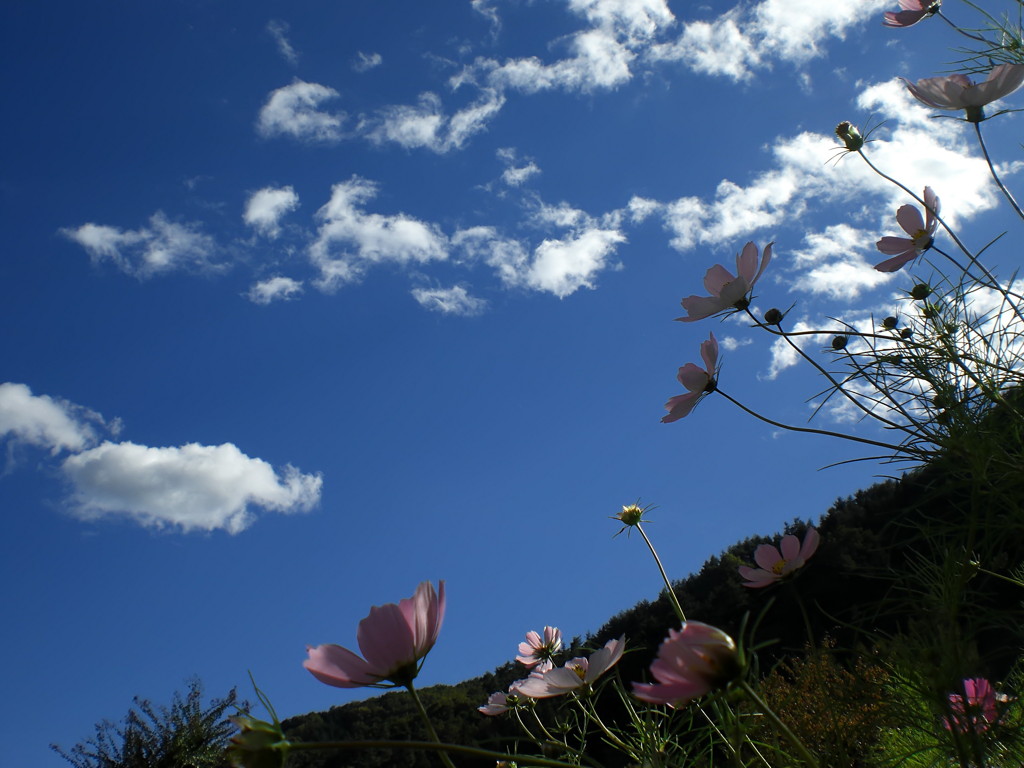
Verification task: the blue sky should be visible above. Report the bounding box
[3,1,1024,765]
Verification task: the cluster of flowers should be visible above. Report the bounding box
[230,5,1024,767]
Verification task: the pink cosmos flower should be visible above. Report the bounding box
[944,677,999,734]
[883,0,940,28]
[632,622,739,707]
[662,333,718,423]
[514,637,625,698]
[516,626,563,668]
[676,242,772,322]
[904,63,1024,122]
[875,187,940,272]
[304,580,445,689]
[738,527,820,588]
[478,687,520,716]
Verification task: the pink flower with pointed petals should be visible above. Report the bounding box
[883,0,940,28]
[944,677,999,734]
[875,187,940,272]
[632,622,739,707]
[676,242,772,322]
[738,527,820,588]
[304,580,446,689]
[516,626,563,668]
[662,333,718,423]
[514,637,625,698]
[904,63,1024,122]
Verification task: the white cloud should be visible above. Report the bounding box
[247,276,304,304]
[650,78,1009,274]
[352,51,382,72]
[719,335,752,351]
[267,20,299,65]
[63,441,322,534]
[752,0,888,64]
[243,186,300,238]
[257,80,345,142]
[367,89,505,153]
[62,212,219,278]
[518,228,626,298]
[569,0,675,39]
[0,382,102,454]
[651,0,886,80]
[310,177,449,290]
[650,12,760,81]
[497,147,541,187]
[788,224,891,300]
[412,285,487,315]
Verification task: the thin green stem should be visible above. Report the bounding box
[739,681,819,768]
[406,681,458,768]
[974,121,1024,221]
[636,523,686,624]
[714,387,920,458]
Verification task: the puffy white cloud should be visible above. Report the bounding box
[247,276,304,304]
[63,441,322,534]
[243,186,300,238]
[62,212,219,278]
[497,147,541,187]
[569,0,675,38]
[310,177,448,290]
[412,285,487,315]
[649,12,760,81]
[788,224,891,300]
[0,382,102,454]
[649,78,1009,278]
[352,51,382,72]
[266,19,299,65]
[257,80,345,142]
[651,0,886,80]
[518,228,626,298]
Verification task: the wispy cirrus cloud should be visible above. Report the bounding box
[61,212,220,278]
[412,285,487,315]
[267,19,299,66]
[247,276,304,305]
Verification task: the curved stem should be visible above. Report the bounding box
[739,681,819,768]
[406,681,458,768]
[715,387,922,457]
[751,310,916,436]
[636,522,686,623]
[974,121,1024,221]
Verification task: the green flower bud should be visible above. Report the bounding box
[831,335,848,350]
[882,316,898,330]
[900,328,914,340]
[763,307,784,325]
[910,283,932,300]
[227,715,290,768]
[835,121,864,151]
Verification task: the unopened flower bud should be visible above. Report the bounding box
[835,121,864,151]
[763,307,784,325]
[910,283,932,300]
[882,316,898,330]
[227,715,290,768]
[831,335,848,350]
[900,328,914,340]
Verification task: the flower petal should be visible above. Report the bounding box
[753,543,782,571]
[895,204,925,237]
[304,643,383,688]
